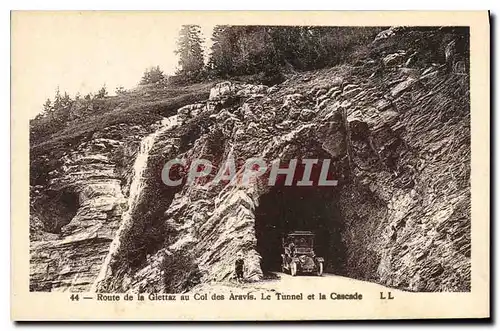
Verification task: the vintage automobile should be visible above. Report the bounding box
[280,231,324,276]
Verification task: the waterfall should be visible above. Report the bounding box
[91,115,178,292]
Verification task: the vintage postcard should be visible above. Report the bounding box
[11,11,490,320]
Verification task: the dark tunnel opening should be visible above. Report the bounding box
[254,184,346,276]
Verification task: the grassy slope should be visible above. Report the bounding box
[30,81,216,156]
[29,81,216,188]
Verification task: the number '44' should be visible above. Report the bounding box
[70,294,79,301]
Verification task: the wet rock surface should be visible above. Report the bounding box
[29,124,153,291]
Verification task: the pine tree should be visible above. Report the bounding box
[140,66,165,85]
[208,25,234,77]
[42,98,52,113]
[53,87,62,111]
[175,25,205,80]
[115,86,126,95]
[96,84,108,98]
[62,91,71,106]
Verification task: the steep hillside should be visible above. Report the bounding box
[29,82,214,291]
[30,26,470,293]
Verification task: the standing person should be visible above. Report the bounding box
[235,252,245,283]
[284,240,296,265]
[288,241,296,258]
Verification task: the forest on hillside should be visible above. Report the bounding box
[173,25,384,83]
[33,26,383,115]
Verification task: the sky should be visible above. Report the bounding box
[12,12,215,119]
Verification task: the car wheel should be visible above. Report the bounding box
[316,262,323,276]
[290,262,297,276]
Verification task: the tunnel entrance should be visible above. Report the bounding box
[254,184,345,276]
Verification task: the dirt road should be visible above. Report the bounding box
[191,272,401,299]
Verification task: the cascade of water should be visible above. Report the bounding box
[91,115,179,292]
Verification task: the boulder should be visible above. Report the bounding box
[299,108,316,121]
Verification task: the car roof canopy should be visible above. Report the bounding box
[287,231,314,236]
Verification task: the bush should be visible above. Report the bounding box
[258,64,286,86]
[160,248,201,292]
[140,66,165,85]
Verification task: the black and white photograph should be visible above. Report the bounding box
[11,11,489,320]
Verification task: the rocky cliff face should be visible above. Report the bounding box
[30,27,470,293]
[29,124,155,291]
